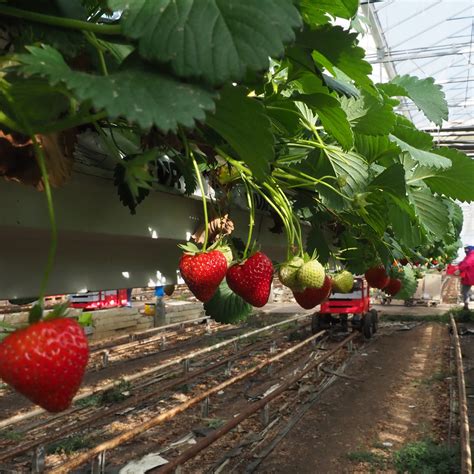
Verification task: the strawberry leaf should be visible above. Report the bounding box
[16,45,215,132]
[297,25,374,94]
[389,135,451,169]
[203,281,252,323]
[207,85,274,181]
[340,91,396,136]
[295,93,354,150]
[114,150,158,214]
[391,75,448,126]
[422,148,474,202]
[300,0,359,26]
[110,0,301,85]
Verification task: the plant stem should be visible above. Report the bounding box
[84,32,109,76]
[32,136,57,304]
[0,5,121,35]
[181,130,209,251]
[0,112,22,132]
[242,177,255,259]
[190,151,209,251]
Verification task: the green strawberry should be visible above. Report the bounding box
[278,256,304,288]
[332,270,354,293]
[295,258,325,290]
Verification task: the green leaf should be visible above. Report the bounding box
[306,219,331,264]
[110,0,301,85]
[296,93,353,149]
[321,68,360,99]
[324,147,369,197]
[340,91,396,135]
[391,121,433,150]
[388,202,422,248]
[389,135,451,169]
[16,45,215,132]
[369,163,406,200]
[169,153,197,196]
[409,187,450,237]
[354,134,400,163]
[114,150,158,214]
[203,281,252,324]
[396,265,419,300]
[423,148,474,202]
[391,75,449,126]
[297,25,374,94]
[0,77,69,132]
[299,0,359,26]
[207,85,274,180]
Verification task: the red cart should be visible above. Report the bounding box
[311,277,378,338]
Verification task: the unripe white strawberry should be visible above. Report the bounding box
[278,256,304,288]
[296,259,325,289]
[332,270,354,293]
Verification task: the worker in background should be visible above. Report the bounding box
[456,246,474,310]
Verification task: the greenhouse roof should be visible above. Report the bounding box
[362,0,473,157]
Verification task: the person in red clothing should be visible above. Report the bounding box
[457,246,474,310]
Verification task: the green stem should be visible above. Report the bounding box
[32,136,57,304]
[182,130,209,251]
[242,177,255,259]
[93,122,122,162]
[0,111,22,132]
[84,31,109,76]
[190,152,209,251]
[0,5,121,35]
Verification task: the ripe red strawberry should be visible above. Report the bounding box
[364,266,390,289]
[293,276,332,310]
[226,252,273,307]
[385,278,402,296]
[0,318,89,412]
[179,250,227,302]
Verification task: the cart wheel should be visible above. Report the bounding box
[362,312,373,339]
[311,313,330,334]
[369,309,379,334]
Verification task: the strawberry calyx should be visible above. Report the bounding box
[178,241,204,256]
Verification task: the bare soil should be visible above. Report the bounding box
[258,322,451,473]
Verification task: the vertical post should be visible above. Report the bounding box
[91,451,106,474]
[102,350,109,368]
[261,403,270,427]
[201,396,210,418]
[182,359,190,375]
[154,294,166,327]
[32,445,45,473]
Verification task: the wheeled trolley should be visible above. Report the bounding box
[311,277,378,339]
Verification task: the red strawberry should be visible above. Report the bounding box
[384,278,402,296]
[179,250,227,302]
[0,318,89,412]
[293,276,332,310]
[364,266,390,289]
[226,252,273,307]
